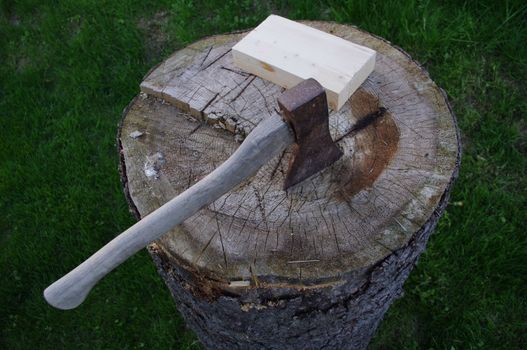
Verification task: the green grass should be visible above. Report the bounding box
[1,0,525,349]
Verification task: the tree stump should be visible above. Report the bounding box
[118,22,460,350]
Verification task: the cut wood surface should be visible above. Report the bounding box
[231,15,376,111]
[121,21,460,349]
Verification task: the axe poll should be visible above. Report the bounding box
[44,78,342,310]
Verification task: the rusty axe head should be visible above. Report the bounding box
[278,78,343,189]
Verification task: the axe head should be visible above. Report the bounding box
[278,78,343,190]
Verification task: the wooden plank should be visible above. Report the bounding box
[232,15,376,111]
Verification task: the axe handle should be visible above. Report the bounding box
[44,113,293,310]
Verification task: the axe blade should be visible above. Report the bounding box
[278,78,343,189]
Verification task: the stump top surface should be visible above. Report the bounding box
[119,21,460,286]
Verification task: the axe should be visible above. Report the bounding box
[44,78,343,310]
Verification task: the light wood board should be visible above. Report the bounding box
[232,15,376,111]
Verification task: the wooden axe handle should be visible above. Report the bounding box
[44,113,293,310]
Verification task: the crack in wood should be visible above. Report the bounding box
[230,75,256,103]
[199,46,214,67]
[220,66,250,76]
[269,150,286,181]
[188,123,203,136]
[335,107,387,143]
[200,92,220,115]
[202,48,232,71]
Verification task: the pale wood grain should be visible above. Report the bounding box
[232,15,376,111]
